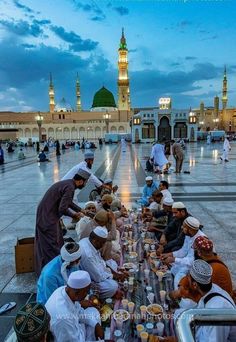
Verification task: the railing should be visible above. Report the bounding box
[176,309,236,342]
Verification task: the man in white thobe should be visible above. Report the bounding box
[184,260,236,342]
[221,136,231,162]
[79,226,120,299]
[151,142,168,172]
[62,151,102,187]
[161,216,206,289]
[46,270,104,342]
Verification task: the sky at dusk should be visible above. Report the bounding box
[0,0,236,112]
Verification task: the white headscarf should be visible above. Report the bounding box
[60,243,82,282]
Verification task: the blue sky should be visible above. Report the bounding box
[0,0,236,112]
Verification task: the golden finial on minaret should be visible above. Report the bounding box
[49,72,55,113]
[117,28,130,111]
[76,73,82,112]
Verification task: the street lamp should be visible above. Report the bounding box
[35,112,44,142]
[103,112,111,133]
[213,118,219,129]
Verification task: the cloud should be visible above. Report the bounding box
[185,56,197,60]
[50,25,98,51]
[0,18,46,37]
[21,43,36,48]
[69,0,106,21]
[113,6,129,16]
[13,0,34,14]
[0,37,111,111]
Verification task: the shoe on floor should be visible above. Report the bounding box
[225,159,229,162]
[0,302,16,315]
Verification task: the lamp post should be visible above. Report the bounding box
[35,112,44,142]
[103,112,111,133]
[213,118,219,130]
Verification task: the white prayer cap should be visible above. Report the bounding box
[145,176,153,181]
[184,217,200,230]
[190,259,212,284]
[93,226,108,238]
[163,198,174,206]
[67,270,91,289]
[172,202,186,209]
[60,242,82,262]
[84,151,94,159]
[84,201,96,209]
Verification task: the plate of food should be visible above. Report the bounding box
[143,238,155,244]
[146,304,163,318]
[100,304,113,322]
[113,309,130,322]
[149,251,158,259]
[123,262,136,270]
[129,252,138,258]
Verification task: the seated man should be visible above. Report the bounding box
[157,202,189,254]
[138,176,159,207]
[18,148,26,160]
[194,236,233,296]
[75,201,97,236]
[159,180,173,202]
[148,198,174,238]
[38,150,49,162]
[161,216,206,289]
[37,242,82,304]
[76,209,109,241]
[6,302,50,342]
[46,270,104,342]
[79,227,126,299]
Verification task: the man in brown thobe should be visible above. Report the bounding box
[171,140,184,173]
[35,169,91,276]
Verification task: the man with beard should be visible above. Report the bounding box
[138,176,159,206]
[62,151,103,188]
[35,169,90,276]
[161,216,206,289]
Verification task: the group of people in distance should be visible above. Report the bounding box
[5,145,236,342]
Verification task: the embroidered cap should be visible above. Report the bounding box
[172,202,186,209]
[14,302,50,342]
[67,270,91,289]
[184,217,200,230]
[145,176,153,181]
[190,259,213,284]
[93,226,108,238]
[193,236,213,252]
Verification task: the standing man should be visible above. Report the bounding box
[35,169,91,276]
[0,143,4,164]
[62,151,103,188]
[220,136,231,162]
[171,140,184,174]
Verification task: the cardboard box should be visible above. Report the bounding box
[15,237,35,274]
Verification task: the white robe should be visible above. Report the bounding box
[62,160,102,187]
[79,238,118,299]
[76,216,92,241]
[195,284,236,342]
[45,287,101,342]
[171,230,206,289]
[222,138,231,161]
[151,143,168,169]
[121,138,126,152]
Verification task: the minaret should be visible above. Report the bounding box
[200,101,205,123]
[49,72,55,113]
[117,28,130,111]
[214,95,219,118]
[222,65,228,110]
[76,73,82,112]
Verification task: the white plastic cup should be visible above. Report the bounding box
[128,245,133,253]
[154,260,161,269]
[146,286,152,294]
[160,290,166,303]
[124,231,128,238]
[116,318,123,330]
[121,299,128,310]
[156,271,164,282]
[151,244,156,250]
[144,269,150,279]
[148,292,155,304]
[144,244,150,252]
[156,322,165,336]
[140,331,149,342]
[128,231,133,238]
[128,301,135,313]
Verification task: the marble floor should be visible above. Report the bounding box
[0,141,236,339]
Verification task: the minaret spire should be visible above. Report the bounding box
[222,65,228,110]
[117,28,130,110]
[76,73,82,112]
[49,72,55,113]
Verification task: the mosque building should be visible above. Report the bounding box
[0,29,235,142]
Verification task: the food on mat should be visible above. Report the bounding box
[113,309,130,321]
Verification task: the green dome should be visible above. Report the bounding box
[92,86,116,108]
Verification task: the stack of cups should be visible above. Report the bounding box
[136,324,145,337]
[156,322,165,337]
[116,318,123,331]
[160,290,166,304]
